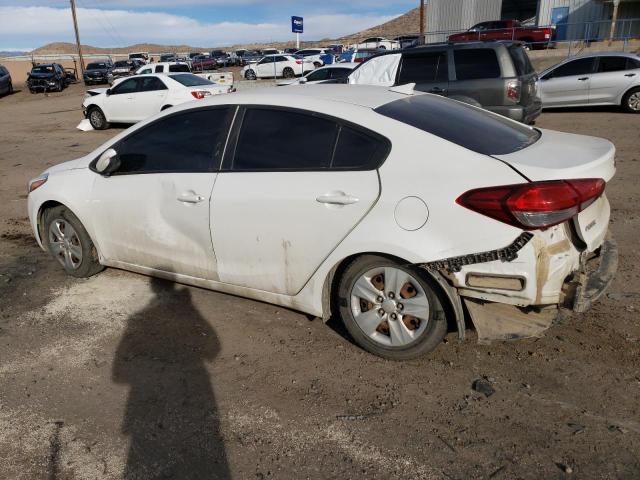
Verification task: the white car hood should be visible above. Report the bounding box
[494,129,616,182]
[348,53,401,87]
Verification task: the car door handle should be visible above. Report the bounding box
[578,77,589,81]
[316,193,359,205]
[177,193,205,204]
[624,73,636,77]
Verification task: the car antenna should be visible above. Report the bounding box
[389,83,415,95]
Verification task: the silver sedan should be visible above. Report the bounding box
[539,52,640,113]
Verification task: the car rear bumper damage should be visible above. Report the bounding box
[419,226,617,343]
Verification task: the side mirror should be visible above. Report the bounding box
[299,77,308,84]
[105,88,111,96]
[95,148,120,175]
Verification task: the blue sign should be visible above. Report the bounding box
[291,16,303,33]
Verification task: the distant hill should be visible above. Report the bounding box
[0,51,28,57]
[29,7,423,55]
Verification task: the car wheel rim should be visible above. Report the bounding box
[628,92,640,111]
[90,110,102,126]
[350,267,429,347]
[48,219,82,270]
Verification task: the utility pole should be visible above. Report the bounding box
[419,0,425,45]
[70,0,85,75]
[609,0,620,42]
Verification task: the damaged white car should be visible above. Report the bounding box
[28,85,617,360]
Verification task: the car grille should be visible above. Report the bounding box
[29,78,51,87]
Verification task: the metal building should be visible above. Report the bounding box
[425,0,640,42]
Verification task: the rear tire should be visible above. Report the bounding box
[283,67,295,79]
[336,255,448,360]
[43,206,104,278]
[8,81,13,94]
[244,69,256,80]
[622,87,640,113]
[88,106,109,130]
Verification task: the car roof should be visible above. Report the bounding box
[202,84,411,110]
[563,51,639,59]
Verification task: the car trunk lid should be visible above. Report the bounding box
[493,129,615,182]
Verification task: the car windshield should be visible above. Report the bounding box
[87,63,107,70]
[32,65,54,73]
[375,94,540,155]
[168,73,214,86]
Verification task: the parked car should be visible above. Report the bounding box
[349,41,542,124]
[395,35,420,49]
[81,73,232,129]
[262,48,281,55]
[538,52,640,113]
[83,61,113,85]
[448,20,554,49]
[26,63,68,93]
[191,55,218,72]
[136,62,191,75]
[159,53,177,63]
[0,64,13,96]
[354,37,399,50]
[339,48,385,64]
[325,44,345,54]
[28,84,617,360]
[279,63,357,85]
[242,54,315,80]
[111,60,137,82]
[294,48,331,67]
[128,52,149,64]
[284,47,299,54]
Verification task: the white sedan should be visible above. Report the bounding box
[278,63,357,86]
[82,73,232,129]
[353,37,399,50]
[28,85,617,360]
[242,54,315,80]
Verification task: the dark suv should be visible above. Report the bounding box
[350,41,541,124]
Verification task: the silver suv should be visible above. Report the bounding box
[348,41,542,124]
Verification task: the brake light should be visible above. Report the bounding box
[506,80,521,102]
[295,60,302,64]
[190,90,211,99]
[456,179,606,230]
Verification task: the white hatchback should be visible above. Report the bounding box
[82,73,232,129]
[29,85,617,359]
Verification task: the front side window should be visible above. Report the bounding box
[551,58,595,78]
[454,48,500,80]
[114,108,232,174]
[398,51,448,84]
[111,78,139,94]
[330,68,352,79]
[597,56,628,73]
[306,68,331,81]
[139,68,152,75]
[154,65,163,73]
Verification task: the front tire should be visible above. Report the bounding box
[622,87,640,113]
[283,67,294,79]
[244,69,256,80]
[88,106,109,130]
[337,255,448,360]
[43,206,104,278]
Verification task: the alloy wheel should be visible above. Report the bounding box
[350,266,429,347]
[48,218,83,270]
[628,92,640,112]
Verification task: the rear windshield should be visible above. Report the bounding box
[375,94,540,155]
[168,73,214,86]
[168,64,190,72]
[32,65,54,73]
[508,45,534,76]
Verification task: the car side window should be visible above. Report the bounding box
[398,51,448,84]
[551,58,596,78]
[232,108,337,170]
[169,64,190,72]
[139,77,167,92]
[330,68,351,79]
[453,49,500,80]
[111,78,139,94]
[275,56,288,62]
[140,68,152,74]
[628,58,640,69]
[332,125,388,170]
[307,69,331,81]
[154,65,163,73]
[598,56,628,73]
[114,108,232,174]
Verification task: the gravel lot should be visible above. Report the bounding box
[0,83,639,480]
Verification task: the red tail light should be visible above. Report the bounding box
[506,80,521,102]
[190,90,211,99]
[456,179,606,230]
[295,60,302,64]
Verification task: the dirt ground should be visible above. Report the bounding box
[0,83,639,480]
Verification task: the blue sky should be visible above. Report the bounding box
[0,1,415,51]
